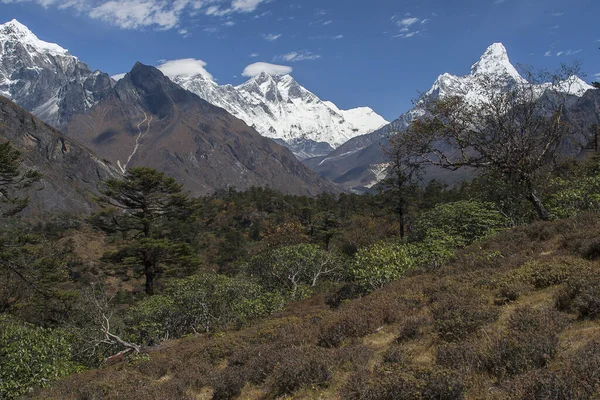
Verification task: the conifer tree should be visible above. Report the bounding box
[93,167,195,295]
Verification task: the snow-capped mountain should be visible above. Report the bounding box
[0,19,113,128]
[307,43,596,192]
[425,43,592,105]
[167,70,388,158]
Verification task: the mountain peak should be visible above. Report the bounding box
[0,19,69,56]
[470,42,521,80]
[1,19,32,35]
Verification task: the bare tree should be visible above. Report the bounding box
[403,65,583,220]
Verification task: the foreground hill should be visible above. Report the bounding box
[34,213,600,399]
[0,95,118,215]
[66,62,338,197]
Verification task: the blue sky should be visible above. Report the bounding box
[1,0,598,120]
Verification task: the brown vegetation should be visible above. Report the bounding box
[31,213,600,399]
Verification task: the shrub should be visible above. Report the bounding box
[431,292,499,342]
[126,272,285,343]
[396,316,430,343]
[412,201,509,246]
[210,367,246,400]
[436,342,482,371]
[318,310,377,348]
[483,307,566,379]
[245,244,342,296]
[0,316,79,399]
[343,368,422,400]
[350,241,415,291]
[512,259,577,289]
[382,345,408,364]
[483,332,558,379]
[268,347,333,395]
[421,369,466,400]
[556,271,600,319]
[408,230,459,271]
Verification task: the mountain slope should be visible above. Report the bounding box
[0,19,114,129]
[66,62,338,196]
[0,95,119,215]
[167,71,388,158]
[307,43,596,192]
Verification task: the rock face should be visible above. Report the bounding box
[0,95,119,215]
[167,71,388,158]
[66,62,338,197]
[0,19,114,129]
[307,43,596,193]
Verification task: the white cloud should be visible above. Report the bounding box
[157,58,214,80]
[550,12,564,17]
[0,0,269,30]
[594,73,600,78]
[323,20,332,25]
[547,49,583,57]
[242,62,292,77]
[332,34,343,39]
[223,20,235,26]
[276,51,320,62]
[393,16,429,38]
[249,52,259,57]
[263,33,282,41]
[112,73,127,81]
[397,17,419,31]
[203,0,268,16]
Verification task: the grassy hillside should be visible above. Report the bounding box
[31,213,600,399]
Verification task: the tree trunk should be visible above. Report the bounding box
[144,254,155,296]
[398,202,405,239]
[527,190,551,221]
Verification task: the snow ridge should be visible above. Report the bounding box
[168,70,388,151]
[0,19,114,128]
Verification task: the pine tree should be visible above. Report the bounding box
[93,167,195,295]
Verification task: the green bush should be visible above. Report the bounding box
[412,200,509,245]
[408,228,459,271]
[245,244,342,296]
[126,272,285,343]
[350,241,415,290]
[0,316,79,399]
[547,175,600,219]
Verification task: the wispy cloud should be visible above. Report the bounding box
[546,49,582,57]
[242,62,293,77]
[309,34,343,40]
[549,12,564,17]
[397,17,420,31]
[0,0,270,30]
[249,52,259,57]
[263,33,282,41]
[392,15,429,38]
[594,73,600,78]
[276,51,321,62]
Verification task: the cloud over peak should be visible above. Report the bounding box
[157,58,214,80]
[242,62,293,77]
